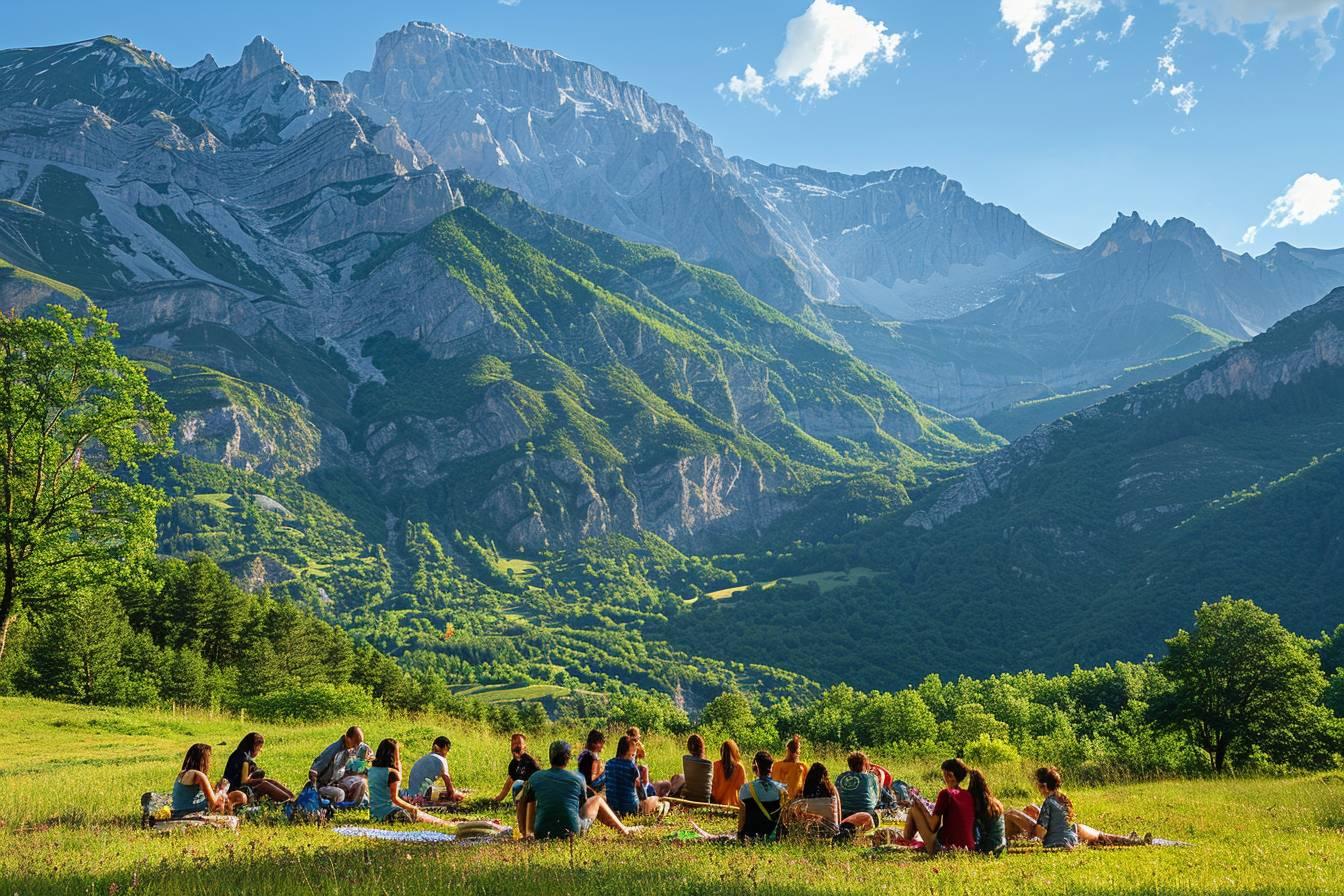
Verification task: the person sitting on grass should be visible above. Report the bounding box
[603,735,666,818]
[770,735,807,799]
[405,736,465,804]
[577,729,606,794]
[625,726,683,797]
[902,758,977,854]
[309,726,372,804]
[834,751,882,837]
[967,768,1007,856]
[223,732,293,806]
[172,743,244,817]
[1004,767,1149,848]
[493,733,540,802]
[367,738,450,825]
[678,733,714,803]
[516,740,638,840]
[781,762,841,838]
[711,739,746,808]
[737,751,788,843]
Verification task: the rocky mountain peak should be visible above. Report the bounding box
[182,53,219,80]
[238,36,284,81]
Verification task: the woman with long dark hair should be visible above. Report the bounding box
[711,739,745,808]
[172,743,244,817]
[1004,767,1148,847]
[781,761,840,838]
[366,738,451,825]
[223,732,294,805]
[966,768,1006,856]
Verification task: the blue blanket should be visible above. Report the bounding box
[332,826,457,843]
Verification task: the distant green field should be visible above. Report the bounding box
[706,567,882,600]
[1,697,1341,895]
[447,682,576,703]
[191,492,235,510]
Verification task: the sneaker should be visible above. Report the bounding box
[1143,832,1154,845]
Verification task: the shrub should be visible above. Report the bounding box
[251,683,376,722]
[963,735,1021,768]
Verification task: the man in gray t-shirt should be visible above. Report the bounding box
[405,736,463,801]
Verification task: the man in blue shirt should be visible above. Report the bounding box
[516,740,639,839]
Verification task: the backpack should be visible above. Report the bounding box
[285,783,332,824]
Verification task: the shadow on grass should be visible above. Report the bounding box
[0,836,1329,896]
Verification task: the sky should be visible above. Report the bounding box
[8,0,1344,250]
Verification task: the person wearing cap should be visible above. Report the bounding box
[516,740,638,839]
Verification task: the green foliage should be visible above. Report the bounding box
[250,683,376,722]
[1152,597,1329,771]
[0,303,173,659]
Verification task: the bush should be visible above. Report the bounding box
[250,683,376,722]
[963,735,1021,768]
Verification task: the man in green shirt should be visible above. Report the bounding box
[517,741,637,840]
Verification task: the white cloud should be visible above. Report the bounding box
[1120,13,1137,37]
[772,0,905,99]
[715,64,779,112]
[715,43,747,56]
[1000,0,1103,69]
[1166,0,1343,63]
[1242,173,1344,244]
[498,0,521,6]
[1169,80,1199,113]
[1094,56,1111,71]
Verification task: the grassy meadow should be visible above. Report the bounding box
[2,697,1342,895]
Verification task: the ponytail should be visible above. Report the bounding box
[1035,766,1075,821]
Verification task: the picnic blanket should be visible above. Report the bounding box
[141,791,239,833]
[333,826,458,844]
[660,797,740,817]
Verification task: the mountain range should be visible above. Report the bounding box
[2,25,1342,698]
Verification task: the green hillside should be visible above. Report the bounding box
[666,289,1344,689]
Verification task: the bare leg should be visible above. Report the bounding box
[252,779,294,803]
[411,810,453,826]
[901,801,938,854]
[582,795,633,835]
[843,811,876,832]
[1077,823,1143,846]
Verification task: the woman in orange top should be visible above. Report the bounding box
[770,734,806,798]
[711,739,745,807]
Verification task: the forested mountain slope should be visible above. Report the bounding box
[669,288,1344,689]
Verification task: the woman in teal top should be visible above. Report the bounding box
[367,739,451,825]
[172,743,244,817]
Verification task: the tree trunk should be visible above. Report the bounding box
[0,567,15,665]
[1214,739,1227,773]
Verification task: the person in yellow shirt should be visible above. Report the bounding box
[710,739,745,808]
[770,734,806,798]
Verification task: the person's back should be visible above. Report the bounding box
[367,766,396,821]
[406,751,448,799]
[1036,793,1079,849]
[835,769,879,820]
[171,772,207,816]
[712,759,745,807]
[739,776,788,842]
[525,767,587,839]
[602,755,642,816]
[222,748,252,791]
[771,759,806,798]
[681,754,713,802]
[976,810,1007,854]
[932,786,976,850]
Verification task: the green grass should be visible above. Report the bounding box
[706,567,881,600]
[447,683,575,703]
[1,697,1341,895]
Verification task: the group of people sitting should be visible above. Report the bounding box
[496,730,1151,850]
[170,726,468,823]
[172,727,1152,852]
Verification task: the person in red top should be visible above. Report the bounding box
[901,758,976,854]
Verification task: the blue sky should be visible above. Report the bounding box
[9,0,1344,250]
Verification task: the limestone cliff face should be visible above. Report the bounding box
[343,22,1061,317]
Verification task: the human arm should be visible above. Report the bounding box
[515,783,535,839]
[494,777,516,802]
[387,770,422,821]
